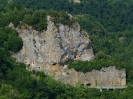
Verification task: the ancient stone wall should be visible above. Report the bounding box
[57,66,126,87]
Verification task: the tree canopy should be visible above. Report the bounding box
[0,1,133,98]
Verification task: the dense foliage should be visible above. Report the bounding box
[68,59,114,72]
[1,2,133,80]
[1,0,133,32]
[0,25,132,98]
[1,1,133,98]
[0,4,74,31]
[48,10,77,26]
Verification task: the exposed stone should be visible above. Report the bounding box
[57,66,126,87]
[8,22,15,29]
[13,16,126,87]
[14,16,94,67]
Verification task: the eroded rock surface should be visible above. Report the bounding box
[13,16,126,87]
[57,66,126,87]
[14,16,94,68]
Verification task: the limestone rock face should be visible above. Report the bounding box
[58,66,126,87]
[13,16,126,87]
[14,16,94,67]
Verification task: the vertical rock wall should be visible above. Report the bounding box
[13,16,126,87]
[14,16,94,69]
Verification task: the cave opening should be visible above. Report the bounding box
[52,62,56,65]
[86,83,91,86]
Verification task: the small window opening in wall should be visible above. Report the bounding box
[39,67,40,69]
[28,64,30,66]
[86,83,91,86]
[102,70,106,72]
[33,63,34,64]
[25,62,27,63]
[52,62,56,65]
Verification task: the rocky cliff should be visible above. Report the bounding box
[14,16,94,67]
[13,16,126,87]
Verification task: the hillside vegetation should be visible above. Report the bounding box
[1,0,133,32]
[0,4,76,31]
[1,2,133,81]
[0,1,133,98]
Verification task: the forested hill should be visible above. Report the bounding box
[1,0,133,83]
[1,1,133,98]
[2,0,132,83]
[1,0,133,32]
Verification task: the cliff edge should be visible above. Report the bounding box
[12,16,126,87]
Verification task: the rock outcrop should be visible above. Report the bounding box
[13,16,126,87]
[14,16,94,67]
